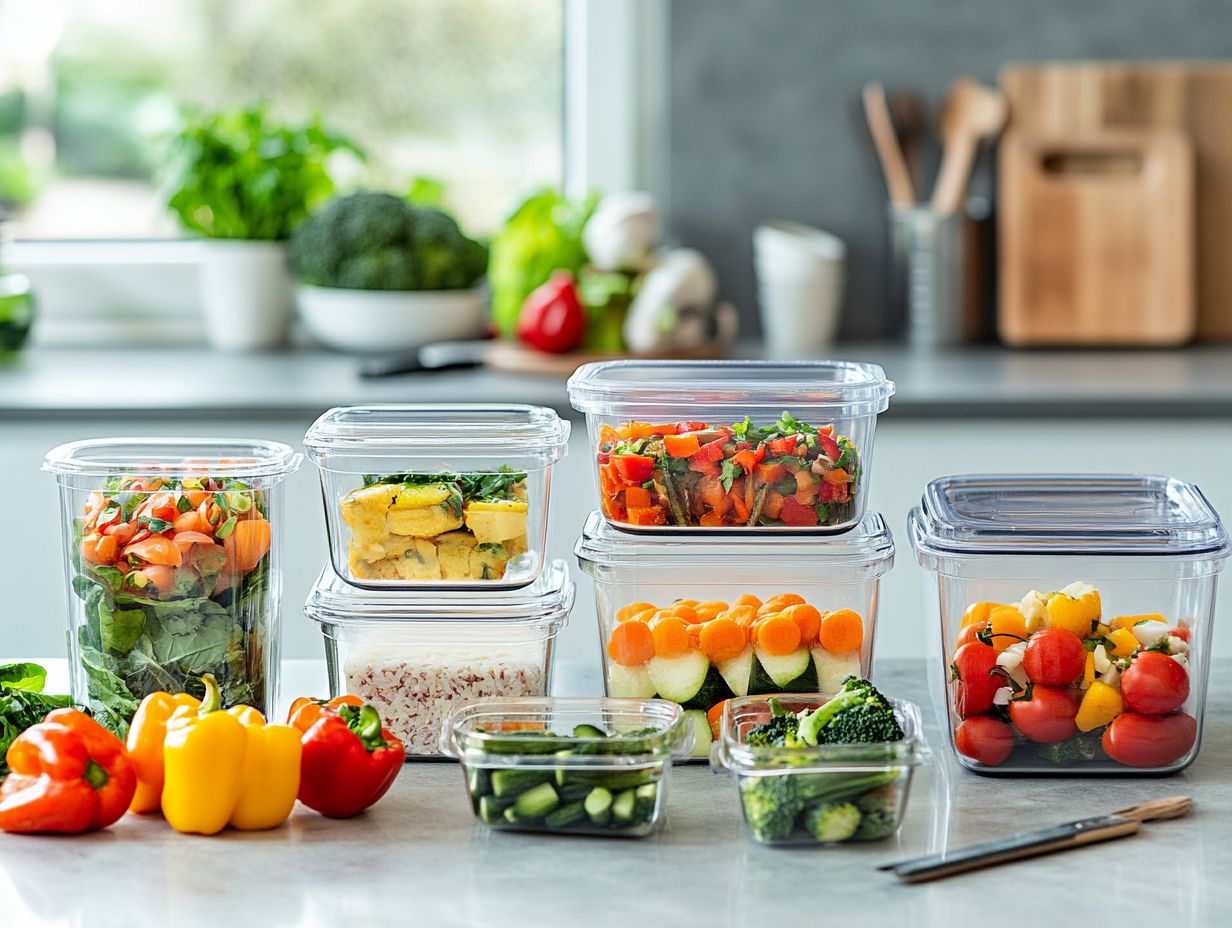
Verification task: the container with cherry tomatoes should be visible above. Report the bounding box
[909,474,1230,774]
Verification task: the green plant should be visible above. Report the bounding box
[163,104,358,241]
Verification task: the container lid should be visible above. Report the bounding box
[305,558,574,626]
[42,437,301,479]
[567,360,895,417]
[303,404,570,467]
[575,510,895,572]
[911,474,1231,556]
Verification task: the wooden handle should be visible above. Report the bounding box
[1115,796,1193,823]
[862,83,916,207]
[931,132,979,215]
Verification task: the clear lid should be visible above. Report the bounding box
[42,437,302,479]
[567,360,895,418]
[440,697,692,766]
[304,558,574,626]
[575,510,895,572]
[912,474,1231,556]
[303,404,570,470]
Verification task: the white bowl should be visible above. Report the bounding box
[297,284,487,352]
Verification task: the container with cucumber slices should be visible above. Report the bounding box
[442,697,692,837]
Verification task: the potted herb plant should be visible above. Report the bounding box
[164,105,357,351]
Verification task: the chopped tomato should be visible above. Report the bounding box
[81,533,119,565]
[124,534,183,568]
[766,436,797,456]
[610,454,656,483]
[778,497,818,526]
[690,437,728,465]
[817,433,842,461]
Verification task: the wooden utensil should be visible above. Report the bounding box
[931,78,1008,215]
[888,91,926,196]
[863,82,916,206]
[882,796,1192,884]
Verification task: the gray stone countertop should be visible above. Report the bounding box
[3,344,1232,420]
[0,658,1226,927]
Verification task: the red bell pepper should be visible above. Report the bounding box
[731,445,766,474]
[690,437,728,465]
[766,436,798,456]
[0,708,136,834]
[517,271,585,353]
[610,454,656,484]
[778,497,819,526]
[817,433,842,462]
[298,702,405,818]
[676,421,708,434]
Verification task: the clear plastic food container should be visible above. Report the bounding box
[909,474,1231,775]
[303,404,570,590]
[305,559,574,757]
[711,694,926,846]
[42,437,302,736]
[575,510,894,757]
[441,697,692,837]
[566,360,894,533]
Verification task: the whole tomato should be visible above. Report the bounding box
[517,271,585,353]
[1102,711,1197,768]
[1022,627,1086,686]
[954,622,988,651]
[1120,651,1189,715]
[954,715,1015,766]
[1009,685,1080,743]
[952,642,1003,718]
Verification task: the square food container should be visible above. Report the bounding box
[575,510,895,756]
[303,404,570,590]
[441,696,693,837]
[566,360,894,533]
[305,559,574,756]
[909,474,1231,775]
[42,437,302,735]
[712,695,927,846]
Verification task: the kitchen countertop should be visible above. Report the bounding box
[1,658,1227,928]
[3,345,1232,419]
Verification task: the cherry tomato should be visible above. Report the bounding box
[1102,711,1197,768]
[1169,626,1191,643]
[952,642,1003,718]
[1120,651,1189,715]
[955,622,988,651]
[954,716,1015,766]
[1008,685,1080,743]
[1022,627,1086,686]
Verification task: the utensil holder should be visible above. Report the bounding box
[889,206,983,346]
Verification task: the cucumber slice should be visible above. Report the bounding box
[682,664,734,711]
[647,651,710,704]
[611,789,638,824]
[634,783,658,821]
[717,648,755,697]
[572,723,607,739]
[491,768,550,798]
[478,794,513,824]
[751,646,817,693]
[466,765,490,796]
[607,662,657,698]
[585,787,614,825]
[513,782,560,819]
[545,801,586,829]
[812,647,862,694]
[684,708,713,759]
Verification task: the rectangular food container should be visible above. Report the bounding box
[909,474,1230,775]
[575,510,894,757]
[441,696,692,837]
[305,559,574,756]
[42,437,301,735]
[303,404,570,590]
[566,360,894,533]
[712,694,926,846]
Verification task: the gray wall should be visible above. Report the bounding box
[664,0,1232,340]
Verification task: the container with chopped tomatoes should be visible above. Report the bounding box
[567,360,894,533]
[910,474,1230,774]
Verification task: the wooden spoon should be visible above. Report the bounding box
[930,77,1008,215]
[888,91,926,197]
[862,82,916,207]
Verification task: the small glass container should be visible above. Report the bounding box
[441,696,692,837]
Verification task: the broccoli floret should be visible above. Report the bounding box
[796,677,904,746]
[410,206,489,290]
[1035,732,1103,766]
[739,774,798,842]
[853,784,900,840]
[803,801,862,843]
[745,697,802,747]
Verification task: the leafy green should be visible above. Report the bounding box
[1,663,75,780]
[0,663,47,693]
[719,459,740,493]
[363,466,527,504]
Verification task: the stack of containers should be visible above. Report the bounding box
[301,404,574,757]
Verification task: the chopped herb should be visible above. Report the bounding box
[719,459,740,493]
[477,543,508,557]
[215,516,238,539]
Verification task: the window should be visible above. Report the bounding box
[0,0,563,239]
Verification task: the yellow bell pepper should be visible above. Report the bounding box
[1081,651,1096,690]
[1108,627,1140,658]
[987,605,1028,652]
[1110,613,1166,630]
[126,690,200,813]
[161,675,302,835]
[961,601,1008,628]
[1046,589,1102,636]
[1075,680,1123,732]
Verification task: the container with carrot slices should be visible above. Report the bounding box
[43,438,301,736]
[575,510,894,758]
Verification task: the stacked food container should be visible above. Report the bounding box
[302,404,574,757]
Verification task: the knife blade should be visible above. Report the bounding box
[357,340,490,378]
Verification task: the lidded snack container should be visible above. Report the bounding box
[909,474,1230,775]
[303,404,570,590]
[566,360,894,533]
[42,438,301,735]
[575,510,895,756]
[712,694,926,846]
[305,559,574,756]
[441,696,692,837]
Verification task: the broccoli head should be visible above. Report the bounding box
[797,677,904,746]
[745,697,802,747]
[1035,732,1103,766]
[803,800,862,843]
[853,783,901,840]
[739,774,798,843]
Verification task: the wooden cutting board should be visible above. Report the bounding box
[998,129,1194,346]
[1001,62,1232,340]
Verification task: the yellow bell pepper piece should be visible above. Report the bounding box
[1081,651,1096,690]
[1075,680,1123,732]
[126,690,200,813]
[1108,627,1140,658]
[1109,613,1166,630]
[987,605,1028,652]
[961,601,1008,628]
[226,706,302,832]
[1046,590,1102,636]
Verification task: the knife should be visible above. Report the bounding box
[881,796,1192,884]
[357,340,491,378]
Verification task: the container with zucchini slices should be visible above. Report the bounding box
[441,697,692,837]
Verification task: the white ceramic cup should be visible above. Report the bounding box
[753,221,846,356]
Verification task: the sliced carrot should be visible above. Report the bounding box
[818,609,864,654]
[624,486,652,509]
[650,617,691,658]
[756,613,802,656]
[687,623,704,650]
[759,593,806,616]
[699,617,747,663]
[783,603,823,645]
[693,600,729,622]
[617,601,658,623]
[663,433,701,458]
[230,518,271,573]
[173,510,213,535]
[722,604,758,627]
[668,603,701,625]
[707,700,729,739]
[729,483,751,522]
[754,461,788,484]
[607,621,655,666]
[675,599,699,608]
[172,530,216,553]
[732,593,763,610]
[124,534,182,568]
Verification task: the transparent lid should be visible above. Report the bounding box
[567,360,895,418]
[42,437,302,479]
[303,404,570,469]
[305,558,574,626]
[575,510,894,572]
[912,474,1231,556]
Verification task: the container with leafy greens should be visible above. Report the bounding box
[43,438,301,736]
[1,662,75,781]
